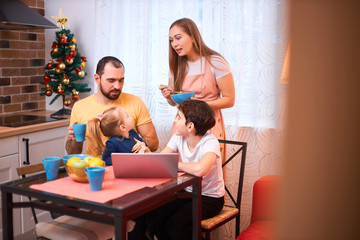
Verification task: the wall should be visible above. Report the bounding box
[0,0,46,115]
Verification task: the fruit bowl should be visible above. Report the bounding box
[170,92,196,104]
[62,154,91,165]
[62,154,105,182]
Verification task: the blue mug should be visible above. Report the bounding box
[85,166,105,191]
[42,157,61,181]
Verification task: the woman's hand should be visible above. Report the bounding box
[159,84,174,99]
[159,84,177,106]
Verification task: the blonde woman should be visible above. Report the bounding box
[159,18,235,162]
[87,106,149,165]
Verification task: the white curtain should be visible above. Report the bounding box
[94,0,288,238]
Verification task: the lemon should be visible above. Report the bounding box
[88,157,104,167]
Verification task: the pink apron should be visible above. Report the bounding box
[170,60,227,163]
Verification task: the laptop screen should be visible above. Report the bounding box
[111,153,179,178]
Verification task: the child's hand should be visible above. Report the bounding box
[138,145,151,153]
[132,138,149,153]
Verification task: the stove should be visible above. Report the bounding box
[0,114,66,128]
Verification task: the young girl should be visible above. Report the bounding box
[87,106,150,165]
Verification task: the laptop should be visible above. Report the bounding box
[111,153,179,178]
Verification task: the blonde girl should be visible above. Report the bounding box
[87,106,149,165]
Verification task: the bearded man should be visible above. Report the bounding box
[66,56,159,157]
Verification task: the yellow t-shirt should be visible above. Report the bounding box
[70,93,152,158]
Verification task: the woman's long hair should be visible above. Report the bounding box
[169,18,225,91]
[87,106,124,156]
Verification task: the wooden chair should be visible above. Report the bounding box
[201,140,247,240]
[17,161,65,224]
[16,161,116,240]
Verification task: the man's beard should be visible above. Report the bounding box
[100,83,121,100]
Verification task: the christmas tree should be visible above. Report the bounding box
[40,9,91,116]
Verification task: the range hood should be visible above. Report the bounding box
[0,0,56,29]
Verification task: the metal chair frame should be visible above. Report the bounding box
[201,139,247,240]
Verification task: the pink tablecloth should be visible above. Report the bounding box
[30,166,173,203]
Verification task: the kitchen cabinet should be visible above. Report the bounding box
[19,126,68,234]
[0,125,68,237]
[0,136,21,239]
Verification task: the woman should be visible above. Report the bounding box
[159,17,235,163]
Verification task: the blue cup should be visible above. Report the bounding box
[85,166,105,191]
[73,123,86,142]
[42,157,61,181]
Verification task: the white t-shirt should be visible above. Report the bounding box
[187,56,231,79]
[167,133,225,198]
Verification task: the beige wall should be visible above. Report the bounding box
[279,0,360,239]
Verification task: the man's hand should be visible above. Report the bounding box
[65,122,83,154]
[137,122,159,152]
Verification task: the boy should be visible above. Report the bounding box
[130,100,225,240]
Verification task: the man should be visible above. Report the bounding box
[66,56,159,157]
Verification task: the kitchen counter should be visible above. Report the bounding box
[0,110,70,138]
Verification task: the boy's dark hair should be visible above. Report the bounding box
[96,56,124,77]
[178,100,215,136]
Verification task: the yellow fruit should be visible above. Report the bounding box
[66,157,81,173]
[88,157,104,167]
[70,173,88,182]
[66,157,81,166]
[83,156,92,164]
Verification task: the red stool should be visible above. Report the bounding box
[236,175,282,240]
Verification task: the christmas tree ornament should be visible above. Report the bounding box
[60,37,67,44]
[44,75,51,85]
[77,70,85,78]
[81,61,86,68]
[51,8,72,29]
[58,62,66,70]
[69,44,76,51]
[46,61,53,69]
[66,58,73,65]
[72,37,76,43]
[72,94,79,101]
[72,89,79,101]
[46,84,52,90]
[57,84,64,95]
[70,50,76,58]
[64,98,71,106]
[53,47,59,53]
[55,68,61,74]
[62,74,70,85]
[45,89,52,96]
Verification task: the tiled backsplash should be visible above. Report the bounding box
[0,0,46,115]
